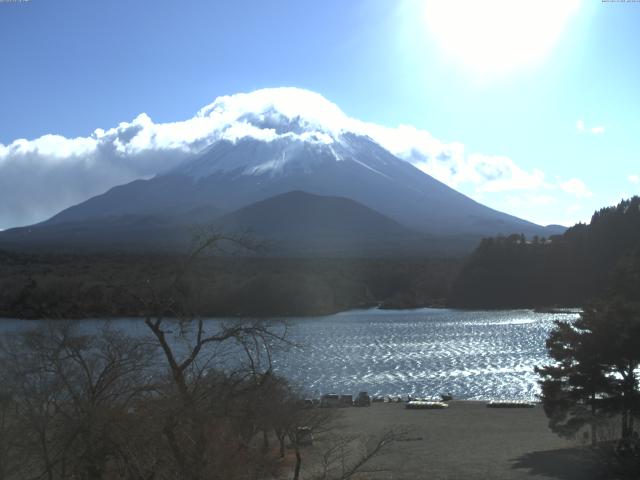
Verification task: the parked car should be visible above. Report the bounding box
[354,391,371,407]
[320,393,340,408]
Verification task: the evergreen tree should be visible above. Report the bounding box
[536,300,640,445]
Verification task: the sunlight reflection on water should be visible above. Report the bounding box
[0,308,579,401]
[272,308,580,401]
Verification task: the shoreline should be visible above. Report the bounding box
[0,304,583,322]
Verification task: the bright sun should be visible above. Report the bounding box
[422,0,581,76]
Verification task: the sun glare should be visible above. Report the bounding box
[422,0,581,76]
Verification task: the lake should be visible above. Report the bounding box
[0,308,579,401]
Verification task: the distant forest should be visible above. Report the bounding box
[451,196,640,308]
[0,254,460,319]
[2,197,640,319]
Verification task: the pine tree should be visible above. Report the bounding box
[536,300,640,445]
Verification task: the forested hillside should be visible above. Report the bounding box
[0,253,460,319]
[451,196,640,308]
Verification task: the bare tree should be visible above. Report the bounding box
[0,321,154,480]
[312,427,411,480]
[121,230,292,480]
[0,391,22,480]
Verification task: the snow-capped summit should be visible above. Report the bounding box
[20,87,564,249]
[171,87,392,179]
[196,87,352,141]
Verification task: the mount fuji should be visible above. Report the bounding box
[0,88,564,255]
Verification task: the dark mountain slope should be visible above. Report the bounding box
[1,191,452,256]
[213,190,425,255]
[43,135,563,240]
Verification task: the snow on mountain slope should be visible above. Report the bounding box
[170,87,390,178]
[2,86,570,233]
[24,87,565,242]
[196,87,349,138]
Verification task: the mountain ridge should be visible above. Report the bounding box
[1,88,565,254]
[0,191,481,256]
[43,134,563,237]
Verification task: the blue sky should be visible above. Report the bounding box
[1,0,639,229]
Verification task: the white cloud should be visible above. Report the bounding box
[576,119,605,135]
[559,178,593,198]
[0,87,589,229]
[628,174,639,184]
[467,154,546,192]
[0,115,203,229]
[356,122,547,193]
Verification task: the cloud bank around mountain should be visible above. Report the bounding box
[1,87,589,229]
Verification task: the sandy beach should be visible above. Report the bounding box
[301,401,613,480]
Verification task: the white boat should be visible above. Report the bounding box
[405,401,449,410]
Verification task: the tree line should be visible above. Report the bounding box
[0,251,460,319]
[451,196,640,308]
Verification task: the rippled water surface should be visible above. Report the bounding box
[271,308,579,401]
[0,308,579,401]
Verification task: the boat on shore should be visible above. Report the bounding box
[406,401,449,410]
